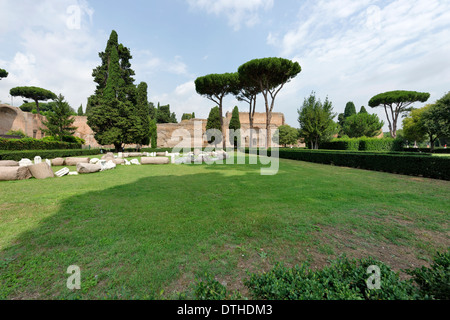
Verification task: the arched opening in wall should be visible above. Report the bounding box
[0,106,19,135]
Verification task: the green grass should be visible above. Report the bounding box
[0,154,449,300]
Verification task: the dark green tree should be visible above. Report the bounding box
[181,113,196,121]
[338,102,357,129]
[422,92,450,152]
[369,90,430,138]
[206,106,223,149]
[229,106,241,148]
[0,68,8,80]
[238,58,301,147]
[298,92,337,150]
[402,107,428,147]
[149,102,156,119]
[195,73,240,149]
[129,82,151,146]
[19,101,55,113]
[342,113,384,138]
[155,103,177,123]
[91,30,135,100]
[149,117,158,149]
[87,31,134,151]
[359,106,368,114]
[87,30,149,151]
[274,125,300,147]
[41,94,77,141]
[10,86,57,114]
[77,104,84,116]
[344,102,357,118]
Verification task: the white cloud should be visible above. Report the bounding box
[187,0,274,30]
[266,0,450,128]
[0,0,99,110]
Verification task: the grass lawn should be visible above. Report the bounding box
[0,154,449,300]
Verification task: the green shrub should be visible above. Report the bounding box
[0,149,101,161]
[320,138,403,152]
[406,250,450,300]
[244,256,417,300]
[321,138,360,151]
[194,274,242,300]
[0,137,81,151]
[359,137,403,151]
[275,149,449,180]
[5,130,28,138]
[403,148,450,154]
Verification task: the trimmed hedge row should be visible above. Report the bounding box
[0,148,181,161]
[0,149,102,161]
[321,138,403,152]
[0,138,81,151]
[276,149,450,180]
[403,148,450,154]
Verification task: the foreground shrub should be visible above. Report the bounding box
[244,256,417,300]
[406,250,450,300]
[193,252,449,300]
[194,274,242,300]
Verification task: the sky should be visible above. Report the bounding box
[1,0,449,130]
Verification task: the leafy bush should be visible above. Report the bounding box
[321,138,360,151]
[403,148,450,154]
[320,138,403,152]
[275,149,449,180]
[0,137,81,151]
[359,137,403,151]
[193,252,449,300]
[406,250,450,300]
[5,130,28,139]
[244,256,417,300]
[194,274,242,300]
[0,149,101,161]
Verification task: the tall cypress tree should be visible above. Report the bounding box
[344,102,357,118]
[87,30,147,151]
[229,106,241,148]
[206,106,222,149]
[130,82,151,146]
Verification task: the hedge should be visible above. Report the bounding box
[320,138,404,152]
[275,149,450,180]
[0,148,182,161]
[0,149,102,161]
[0,138,81,151]
[402,147,450,154]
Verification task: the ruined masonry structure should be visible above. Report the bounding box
[0,104,286,148]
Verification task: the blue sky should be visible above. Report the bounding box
[1,0,449,130]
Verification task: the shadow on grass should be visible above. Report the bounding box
[1,161,448,300]
[0,166,293,300]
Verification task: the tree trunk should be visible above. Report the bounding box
[266,111,272,149]
[219,100,226,150]
[249,110,254,149]
[114,143,122,153]
[35,99,40,115]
